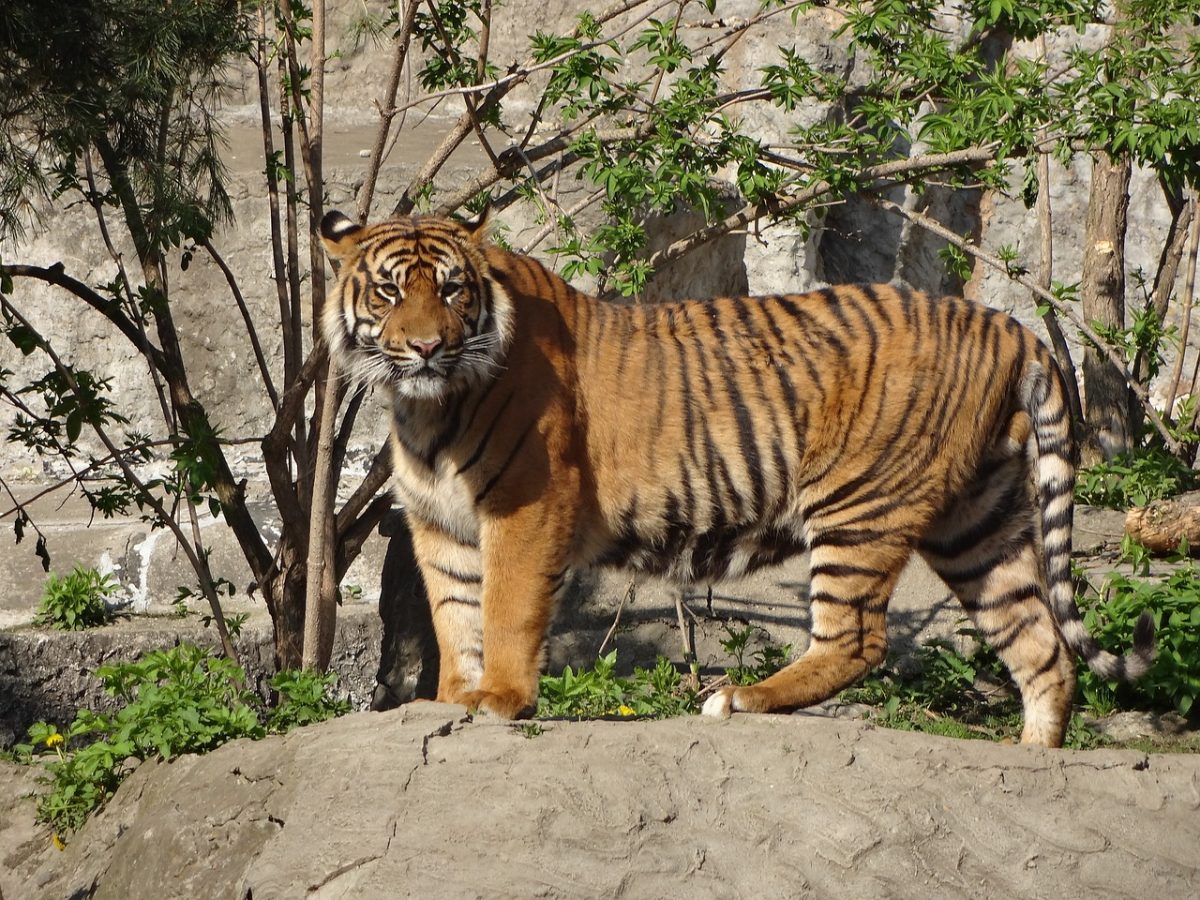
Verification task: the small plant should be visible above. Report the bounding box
[517,722,545,739]
[33,564,117,630]
[1077,559,1200,716]
[720,624,793,686]
[16,643,354,839]
[840,638,1023,742]
[18,644,264,836]
[1075,446,1198,509]
[537,652,698,719]
[266,669,351,732]
[200,611,249,636]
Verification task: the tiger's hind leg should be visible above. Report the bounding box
[702,535,911,718]
[919,453,1076,748]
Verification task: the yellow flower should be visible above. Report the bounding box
[617,705,636,717]
[45,733,64,749]
[52,833,66,851]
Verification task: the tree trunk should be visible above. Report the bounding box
[269,542,310,672]
[1081,150,1135,464]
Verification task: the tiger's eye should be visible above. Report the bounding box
[376,282,401,304]
[441,281,463,302]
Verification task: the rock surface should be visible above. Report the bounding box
[4,703,1200,899]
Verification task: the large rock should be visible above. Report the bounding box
[5,703,1199,899]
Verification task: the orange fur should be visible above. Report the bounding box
[321,212,1153,746]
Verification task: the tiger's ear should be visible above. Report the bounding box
[461,204,491,244]
[320,210,364,261]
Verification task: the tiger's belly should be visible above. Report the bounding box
[591,517,808,584]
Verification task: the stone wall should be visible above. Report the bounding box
[0,1,1193,615]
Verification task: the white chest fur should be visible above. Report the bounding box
[389,429,480,543]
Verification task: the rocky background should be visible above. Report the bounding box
[0,1,1192,620]
[2,6,1198,896]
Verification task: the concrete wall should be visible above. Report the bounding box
[0,2,1192,619]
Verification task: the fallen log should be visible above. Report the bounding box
[1124,490,1200,555]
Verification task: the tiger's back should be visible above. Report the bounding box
[566,285,1025,583]
[321,211,1153,748]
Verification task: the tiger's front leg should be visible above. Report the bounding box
[406,517,487,705]
[451,508,572,718]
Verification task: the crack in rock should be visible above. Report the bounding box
[305,852,384,896]
[419,721,454,765]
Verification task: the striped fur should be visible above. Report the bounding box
[321,211,1154,747]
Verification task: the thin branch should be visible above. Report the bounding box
[394,0,665,216]
[302,363,344,671]
[598,577,636,658]
[1165,194,1198,419]
[256,4,301,406]
[0,438,190,520]
[1,264,167,372]
[632,145,1001,287]
[356,0,421,221]
[335,443,393,534]
[0,294,240,663]
[335,492,393,582]
[1029,42,1083,431]
[201,239,280,410]
[82,153,175,430]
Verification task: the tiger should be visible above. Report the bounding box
[319,209,1154,748]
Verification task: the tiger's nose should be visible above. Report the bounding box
[408,337,442,359]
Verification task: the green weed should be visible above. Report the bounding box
[1077,560,1200,717]
[17,643,351,838]
[720,624,793,686]
[33,565,116,630]
[266,669,351,732]
[536,652,698,719]
[1075,447,1197,509]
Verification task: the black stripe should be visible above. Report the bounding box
[435,595,481,611]
[809,563,885,579]
[987,613,1040,652]
[430,562,482,585]
[458,391,516,474]
[962,583,1040,613]
[1026,641,1063,679]
[919,478,1025,559]
[474,422,536,505]
[807,527,892,549]
[808,589,875,608]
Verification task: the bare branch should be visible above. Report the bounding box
[2,264,167,372]
[356,0,421,221]
[1165,193,1198,420]
[201,239,280,410]
[256,5,302,403]
[335,443,393,534]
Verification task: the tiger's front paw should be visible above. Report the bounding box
[701,685,772,718]
[702,687,736,719]
[457,687,536,720]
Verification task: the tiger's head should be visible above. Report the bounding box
[320,210,513,401]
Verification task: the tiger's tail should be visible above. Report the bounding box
[1023,357,1155,681]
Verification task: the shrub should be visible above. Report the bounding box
[1078,562,1200,717]
[1075,447,1198,509]
[33,565,116,630]
[537,652,697,719]
[18,643,351,837]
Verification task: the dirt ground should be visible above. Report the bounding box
[4,702,1199,899]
